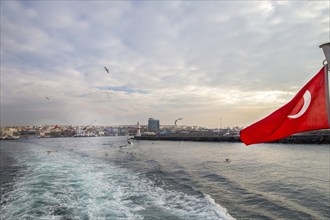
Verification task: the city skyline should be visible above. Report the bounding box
[1,1,329,128]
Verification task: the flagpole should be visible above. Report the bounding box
[319,42,330,126]
[325,63,330,127]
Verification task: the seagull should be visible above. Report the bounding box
[104,66,109,74]
[224,158,232,163]
[175,118,183,127]
[83,119,97,130]
[119,138,134,148]
[45,96,50,100]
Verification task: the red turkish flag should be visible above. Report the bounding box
[240,66,330,145]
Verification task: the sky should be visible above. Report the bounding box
[1,1,329,128]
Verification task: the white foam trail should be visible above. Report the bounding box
[1,147,235,220]
[204,193,236,219]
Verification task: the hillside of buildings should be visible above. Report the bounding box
[0,123,239,139]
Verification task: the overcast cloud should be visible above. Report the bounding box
[1,1,329,128]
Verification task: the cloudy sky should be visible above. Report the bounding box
[1,1,329,128]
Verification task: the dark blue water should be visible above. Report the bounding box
[1,137,329,219]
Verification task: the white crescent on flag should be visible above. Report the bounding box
[288,90,311,119]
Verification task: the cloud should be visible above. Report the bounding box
[1,1,329,127]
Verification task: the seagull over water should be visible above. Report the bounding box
[104,66,109,74]
[119,138,134,148]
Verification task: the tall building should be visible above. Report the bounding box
[148,118,160,132]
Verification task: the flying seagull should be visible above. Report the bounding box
[127,138,133,146]
[45,96,50,100]
[83,119,97,130]
[119,138,134,148]
[175,118,183,127]
[104,66,109,74]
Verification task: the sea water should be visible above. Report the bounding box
[1,137,329,219]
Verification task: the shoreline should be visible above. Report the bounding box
[134,134,330,144]
[1,133,329,145]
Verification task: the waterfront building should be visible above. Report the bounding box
[136,121,141,137]
[1,128,19,139]
[148,118,160,133]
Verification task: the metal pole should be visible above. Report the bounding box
[319,42,330,126]
[324,64,330,126]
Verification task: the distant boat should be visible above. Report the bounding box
[1,136,19,140]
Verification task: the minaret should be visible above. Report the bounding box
[135,121,141,137]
